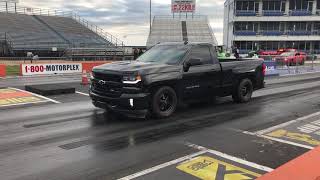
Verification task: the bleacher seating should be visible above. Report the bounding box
[146,16,217,48]
[0,12,68,50]
[239,49,250,54]
[290,10,312,16]
[0,12,116,52]
[186,20,216,42]
[235,10,257,16]
[234,31,257,36]
[288,31,312,36]
[37,15,110,47]
[263,11,284,16]
[262,31,284,36]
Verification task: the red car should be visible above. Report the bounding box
[276,52,306,66]
[259,48,298,56]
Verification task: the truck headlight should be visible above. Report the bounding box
[123,75,142,84]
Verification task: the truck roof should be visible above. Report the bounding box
[157,42,215,46]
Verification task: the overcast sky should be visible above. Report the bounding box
[18,0,224,46]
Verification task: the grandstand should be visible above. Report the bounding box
[0,4,124,58]
[146,15,218,48]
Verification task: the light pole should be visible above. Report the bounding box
[149,0,152,33]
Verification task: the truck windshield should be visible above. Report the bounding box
[137,45,189,65]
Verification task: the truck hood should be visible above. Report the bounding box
[93,61,181,75]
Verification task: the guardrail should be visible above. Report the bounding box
[0,4,124,48]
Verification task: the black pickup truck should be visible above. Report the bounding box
[90,42,265,118]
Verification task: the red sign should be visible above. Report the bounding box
[172,0,196,13]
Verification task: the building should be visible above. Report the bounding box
[224,0,320,54]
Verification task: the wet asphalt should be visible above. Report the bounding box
[1,74,320,180]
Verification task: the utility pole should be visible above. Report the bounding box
[150,0,152,33]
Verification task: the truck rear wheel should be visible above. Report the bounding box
[151,86,177,118]
[232,78,253,103]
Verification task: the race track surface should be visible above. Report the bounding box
[1,73,320,180]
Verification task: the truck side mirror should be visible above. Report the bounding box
[183,58,202,72]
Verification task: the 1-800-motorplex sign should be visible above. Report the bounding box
[171,0,196,13]
[21,63,82,76]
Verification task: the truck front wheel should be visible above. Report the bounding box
[232,78,253,103]
[151,86,177,118]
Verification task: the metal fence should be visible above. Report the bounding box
[259,54,319,76]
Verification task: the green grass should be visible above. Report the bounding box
[6,65,20,76]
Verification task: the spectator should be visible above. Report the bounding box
[32,55,39,63]
[233,44,240,59]
[133,48,139,60]
[138,49,144,56]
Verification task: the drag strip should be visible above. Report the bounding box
[1,76,320,180]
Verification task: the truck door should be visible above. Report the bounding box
[181,45,221,102]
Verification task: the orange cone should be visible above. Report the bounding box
[81,70,89,85]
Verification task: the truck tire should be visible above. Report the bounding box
[232,78,253,103]
[151,86,177,118]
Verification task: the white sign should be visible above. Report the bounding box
[171,0,196,13]
[22,63,82,76]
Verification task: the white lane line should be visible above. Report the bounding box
[118,150,208,180]
[76,91,89,96]
[256,111,320,135]
[119,143,273,180]
[186,143,274,172]
[243,131,314,150]
[9,87,61,104]
[0,100,50,108]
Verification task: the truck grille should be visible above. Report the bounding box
[93,72,122,83]
[92,72,123,98]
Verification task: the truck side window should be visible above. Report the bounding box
[189,46,213,65]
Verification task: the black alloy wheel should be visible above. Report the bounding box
[232,78,253,103]
[152,86,177,118]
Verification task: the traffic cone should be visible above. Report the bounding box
[81,70,89,85]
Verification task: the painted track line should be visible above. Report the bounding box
[255,111,320,135]
[118,150,208,180]
[186,143,274,172]
[243,131,314,150]
[119,143,273,180]
[9,87,61,104]
[76,91,89,96]
[0,100,50,108]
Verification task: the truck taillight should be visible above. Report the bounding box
[262,64,266,76]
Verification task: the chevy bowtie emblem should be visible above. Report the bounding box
[98,80,107,85]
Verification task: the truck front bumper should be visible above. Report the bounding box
[89,90,150,118]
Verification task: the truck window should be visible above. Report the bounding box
[137,45,190,65]
[189,46,213,65]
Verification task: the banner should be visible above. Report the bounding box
[171,0,196,13]
[21,63,82,76]
[264,61,279,76]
